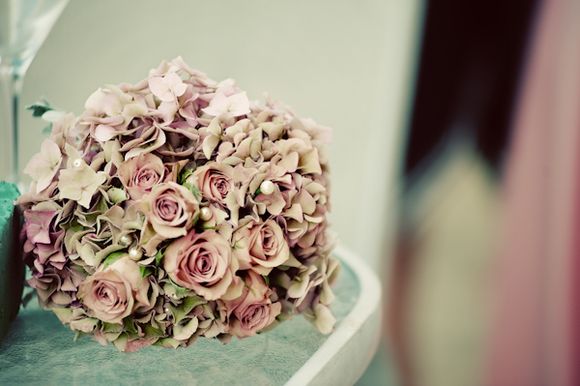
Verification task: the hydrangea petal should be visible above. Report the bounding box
[23,139,62,193]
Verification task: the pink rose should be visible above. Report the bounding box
[164,230,234,300]
[226,271,281,338]
[119,153,165,199]
[194,162,234,205]
[233,218,290,274]
[78,257,151,324]
[143,182,199,239]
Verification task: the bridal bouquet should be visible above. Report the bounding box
[18,57,338,352]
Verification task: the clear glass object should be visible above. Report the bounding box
[0,0,68,183]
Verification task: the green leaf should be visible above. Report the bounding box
[144,324,164,338]
[163,281,195,300]
[182,296,205,315]
[178,167,194,185]
[67,221,84,233]
[154,249,164,266]
[179,167,202,200]
[262,275,270,286]
[102,251,125,268]
[102,322,123,333]
[96,196,109,213]
[83,212,100,225]
[155,337,181,349]
[169,295,205,324]
[139,265,155,278]
[26,100,53,117]
[191,185,202,201]
[113,334,128,351]
[183,181,201,201]
[123,318,138,335]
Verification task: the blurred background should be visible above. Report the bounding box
[15,0,580,385]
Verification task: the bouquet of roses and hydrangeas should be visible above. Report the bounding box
[18,57,338,351]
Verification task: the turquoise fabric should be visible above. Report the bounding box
[0,182,22,341]
[0,258,359,385]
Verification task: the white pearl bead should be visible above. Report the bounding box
[72,158,83,168]
[200,207,212,221]
[260,180,275,195]
[128,247,140,259]
[119,235,131,246]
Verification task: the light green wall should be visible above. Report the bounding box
[21,0,423,270]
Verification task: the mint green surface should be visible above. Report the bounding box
[356,347,397,386]
[0,181,22,341]
[0,258,358,385]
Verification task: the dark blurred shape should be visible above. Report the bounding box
[404,0,538,176]
[388,1,538,386]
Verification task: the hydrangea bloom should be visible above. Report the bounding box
[19,57,338,351]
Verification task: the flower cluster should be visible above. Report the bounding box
[19,57,338,351]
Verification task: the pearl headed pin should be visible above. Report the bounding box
[128,247,141,259]
[260,180,275,195]
[200,207,212,221]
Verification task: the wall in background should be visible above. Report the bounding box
[20,0,422,270]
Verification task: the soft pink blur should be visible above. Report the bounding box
[486,0,580,385]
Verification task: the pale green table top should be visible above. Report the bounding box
[0,253,362,386]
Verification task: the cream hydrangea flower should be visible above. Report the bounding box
[148,70,187,102]
[202,91,250,117]
[58,162,107,209]
[23,139,62,193]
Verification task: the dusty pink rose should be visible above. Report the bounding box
[143,182,199,239]
[164,230,234,300]
[119,153,165,199]
[227,271,281,338]
[78,257,151,324]
[194,162,234,206]
[233,218,290,274]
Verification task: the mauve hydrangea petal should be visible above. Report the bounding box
[23,139,62,193]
